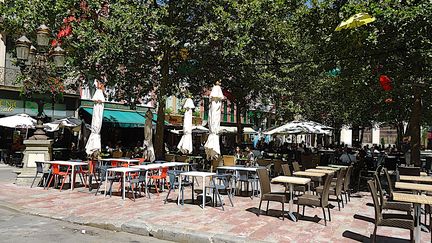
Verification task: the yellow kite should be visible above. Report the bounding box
[335,13,376,31]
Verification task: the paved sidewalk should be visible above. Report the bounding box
[0,170,429,242]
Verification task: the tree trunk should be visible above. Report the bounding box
[235,102,243,145]
[409,85,422,166]
[359,127,364,146]
[396,121,404,150]
[154,51,169,160]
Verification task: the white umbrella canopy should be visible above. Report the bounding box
[264,120,332,135]
[0,113,36,129]
[85,88,105,156]
[143,110,155,162]
[204,83,224,159]
[44,117,82,132]
[169,125,209,135]
[177,98,195,154]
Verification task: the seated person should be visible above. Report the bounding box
[340,148,356,164]
[234,146,242,159]
[245,147,255,166]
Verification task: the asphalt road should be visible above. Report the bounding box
[0,164,171,243]
[0,206,171,243]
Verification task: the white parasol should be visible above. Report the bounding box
[177,98,195,154]
[264,120,332,135]
[143,110,155,162]
[85,88,105,155]
[0,114,36,129]
[204,83,224,159]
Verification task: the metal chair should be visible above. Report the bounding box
[367,180,414,243]
[297,173,334,226]
[30,161,50,188]
[256,168,286,220]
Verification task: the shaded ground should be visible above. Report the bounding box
[0,164,429,243]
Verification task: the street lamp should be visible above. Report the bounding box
[15,24,66,140]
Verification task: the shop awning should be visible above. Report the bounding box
[82,108,159,128]
[219,126,257,134]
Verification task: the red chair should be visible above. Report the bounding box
[150,167,169,196]
[45,164,71,191]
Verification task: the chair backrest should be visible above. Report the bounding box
[343,166,353,190]
[301,154,313,169]
[383,168,394,197]
[35,161,44,173]
[99,165,109,180]
[367,180,382,223]
[273,160,283,176]
[223,155,236,166]
[51,164,60,174]
[160,167,169,177]
[167,170,179,187]
[112,151,123,158]
[398,166,420,176]
[335,168,346,195]
[256,168,271,195]
[292,161,301,172]
[374,173,385,211]
[256,159,271,167]
[281,164,291,176]
[321,172,334,207]
[176,155,189,162]
[111,160,119,167]
[165,154,176,162]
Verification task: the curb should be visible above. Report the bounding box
[0,200,269,243]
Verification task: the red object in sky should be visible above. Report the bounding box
[379,75,393,91]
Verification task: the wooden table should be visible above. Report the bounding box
[316,166,339,171]
[177,171,216,209]
[399,175,432,183]
[395,182,432,192]
[43,161,88,190]
[392,192,432,243]
[328,164,349,168]
[272,176,311,221]
[306,169,335,174]
[293,171,326,185]
[105,167,140,200]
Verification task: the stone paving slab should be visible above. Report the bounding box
[0,180,430,243]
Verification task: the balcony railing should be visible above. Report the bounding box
[0,66,21,87]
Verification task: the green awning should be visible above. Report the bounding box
[82,108,158,128]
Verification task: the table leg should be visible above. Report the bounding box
[288,183,296,221]
[104,170,108,197]
[414,203,421,243]
[71,165,75,190]
[202,176,206,209]
[145,170,149,198]
[122,172,126,200]
[177,175,182,205]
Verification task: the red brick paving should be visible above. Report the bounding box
[0,180,430,243]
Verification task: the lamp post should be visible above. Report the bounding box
[15,24,66,140]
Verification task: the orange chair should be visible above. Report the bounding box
[138,158,146,164]
[150,167,169,196]
[45,164,71,191]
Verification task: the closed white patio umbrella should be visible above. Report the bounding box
[85,87,105,156]
[0,114,36,129]
[204,82,224,159]
[143,110,155,162]
[177,98,195,154]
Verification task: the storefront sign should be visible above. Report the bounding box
[0,98,66,117]
[81,100,151,112]
[165,114,202,126]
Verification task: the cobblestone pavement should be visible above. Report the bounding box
[0,165,430,243]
